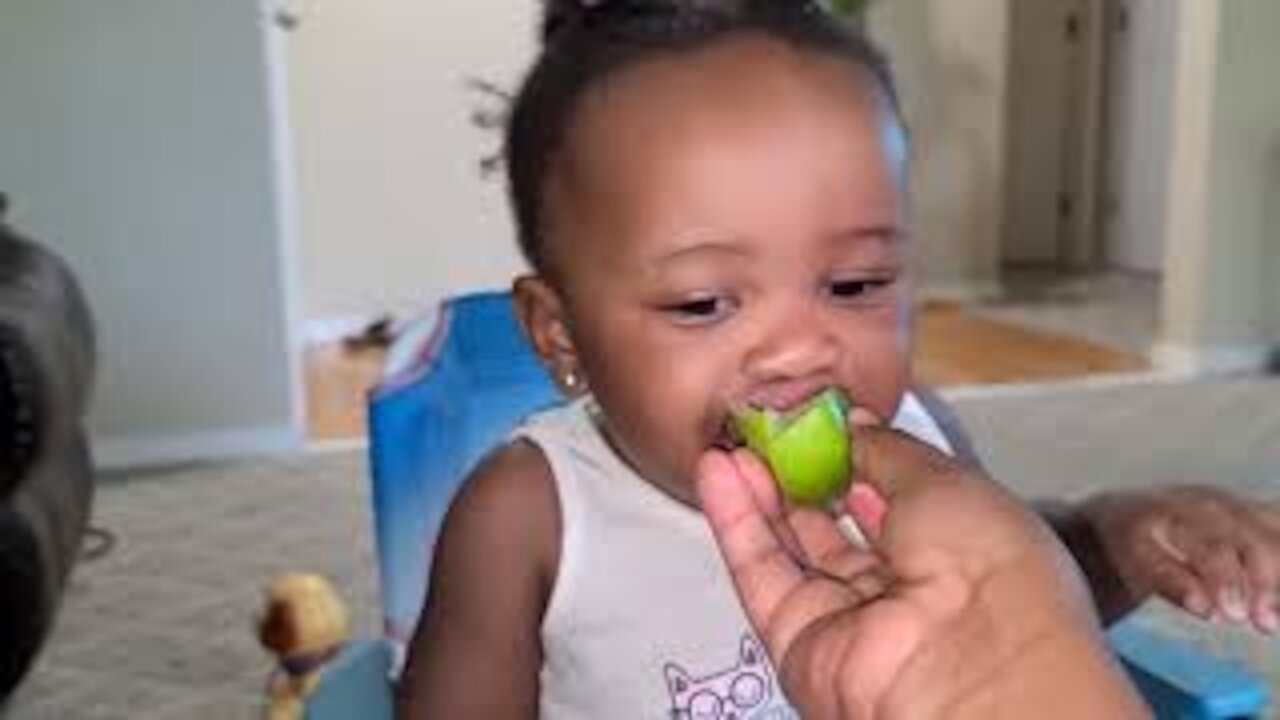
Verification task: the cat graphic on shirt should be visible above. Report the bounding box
[665,635,798,720]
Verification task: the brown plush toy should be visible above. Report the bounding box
[258,573,351,720]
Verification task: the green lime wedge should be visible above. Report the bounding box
[731,388,854,506]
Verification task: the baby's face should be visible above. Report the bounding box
[542,36,912,505]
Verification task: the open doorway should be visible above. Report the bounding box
[975,0,1177,374]
[280,1,539,444]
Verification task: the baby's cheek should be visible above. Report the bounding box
[626,406,712,503]
[845,358,909,423]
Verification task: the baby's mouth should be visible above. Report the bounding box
[741,382,832,416]
[713,387,847,450]
[709,419,739,452]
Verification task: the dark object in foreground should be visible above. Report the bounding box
[0,198,96,701]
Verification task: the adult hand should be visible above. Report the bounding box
[1080,485,1280,632]
[696,427,1149,720]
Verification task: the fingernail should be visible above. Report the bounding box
[847,406,881,429]
[1184,592,1212,618]
[1261,608,1279,634]
[848,484,887,536]
[1221,589,1249,623]
[1256,597,1279,634]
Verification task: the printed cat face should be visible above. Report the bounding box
[665,636,775,719]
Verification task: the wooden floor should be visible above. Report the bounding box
[306,303,1149,441]
[913,302,1148,387]
[305,343,388,442]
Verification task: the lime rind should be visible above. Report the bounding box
[733,405,777,455]
[731,388,854,506]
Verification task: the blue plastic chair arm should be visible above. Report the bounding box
[306,627,1270,719]
[306,638,395,720]
[1108,620,1269,719]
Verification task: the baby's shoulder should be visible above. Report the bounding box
[439,439,561,576]
[474,437,555,483]
[458,439,558,520]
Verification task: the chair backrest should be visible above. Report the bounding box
[367,292,561,658]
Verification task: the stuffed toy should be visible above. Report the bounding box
[258,573,350,720]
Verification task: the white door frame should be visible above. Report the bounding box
[259,0,309,445]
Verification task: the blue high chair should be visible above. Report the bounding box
[304,291,1270,720]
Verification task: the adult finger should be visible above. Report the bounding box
[1146,544,1214,618]
[845,426,964,504]
[697,450,807,627]
[1165,519,1250,623]
[787,506,882,579]
[726,449,840,573]
[1250,503,1280,537]
[698,451,868,660]
[727,448,879,582]
[1235,513,1280,633]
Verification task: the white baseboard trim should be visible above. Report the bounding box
[1150,341,1276,376]
[93,424,302,472]
[305,436,369,455]
[918,281,1003,305]
[937,369,1188,402]
[304,315,379,345]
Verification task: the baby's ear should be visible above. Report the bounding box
[740,635,764,666]
[513,275,579,388]
[664,663,695,698]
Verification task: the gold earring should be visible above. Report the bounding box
[562,370,581,392]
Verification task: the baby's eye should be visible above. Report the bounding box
[660,294,738,325]
[829,276,895,302]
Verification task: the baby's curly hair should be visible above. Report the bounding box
[505,0,901,272]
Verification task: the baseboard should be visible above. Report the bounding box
[937,369,1187,402]
[304,315,379,346]
[1150,341,1276,376]
[92,423,302,471]
[305,436,369,455]
[917,280,1003,305]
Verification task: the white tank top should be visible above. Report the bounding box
[516,393,952,720]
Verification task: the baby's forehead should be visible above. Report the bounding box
[552,38,892,208]
[569,33,887,140]
[545,41,895,220]
[531,34,905,280]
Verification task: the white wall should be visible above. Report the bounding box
[0,0,301,467]
[1269,139,1280,349]
[289,1,537,330]
[1157,0,1280,372]
[1200,0,1280,355]
[289,3,1007,318]
[869,0,1009,300]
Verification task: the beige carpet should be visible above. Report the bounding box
[7,376,1280,718]
[6,453,380,720]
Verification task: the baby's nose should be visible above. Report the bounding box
[743,310,840,381]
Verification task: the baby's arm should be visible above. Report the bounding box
[397,442,560,719]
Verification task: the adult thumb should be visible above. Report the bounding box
[847,426,966,508]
